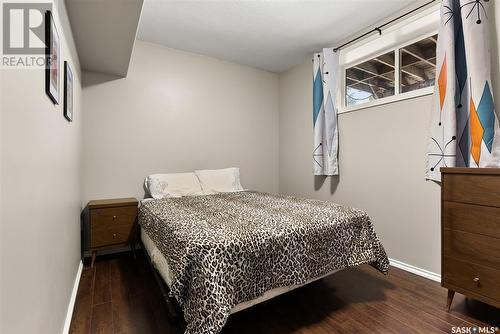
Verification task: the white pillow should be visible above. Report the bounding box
[145,172,204,199]
[195,168,244,195]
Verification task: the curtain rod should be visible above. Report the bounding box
[332,0,438,53]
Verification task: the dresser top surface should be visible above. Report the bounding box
[441,167,500,175]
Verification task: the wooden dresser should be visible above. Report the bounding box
[441,168,500,310]
[87,198,139,267]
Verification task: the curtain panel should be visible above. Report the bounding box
[426,0,500,181]
[313,48,340,176]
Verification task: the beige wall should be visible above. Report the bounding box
[279,59,442,274]
[0,0,83,333]
[82,41,279,203]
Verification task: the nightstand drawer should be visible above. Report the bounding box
[443,257,500,302]
[443,229,500,269]
[90,206,137,229]
[91,224,134,248]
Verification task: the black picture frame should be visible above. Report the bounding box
[45,11,60,104]
[64,61,74,122]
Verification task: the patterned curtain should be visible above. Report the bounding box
[426,0,500,181]
[313,48,340,176]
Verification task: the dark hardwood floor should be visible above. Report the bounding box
[70,251,500,334]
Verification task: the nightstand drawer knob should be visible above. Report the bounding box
[113,233,117,238]
[113,215,117,220]
[473,277,480,285]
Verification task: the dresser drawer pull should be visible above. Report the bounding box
[113,215,117,220]
[473,277,480,286]
[113,233,117,238]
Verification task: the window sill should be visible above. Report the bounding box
[339,86,434,115]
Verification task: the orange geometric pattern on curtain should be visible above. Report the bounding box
[438,56,447,112]
[469,98,483,165]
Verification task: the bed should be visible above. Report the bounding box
[139,190,389,334]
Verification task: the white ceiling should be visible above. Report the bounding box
[137,0,418,73]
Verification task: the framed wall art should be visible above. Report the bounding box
[45,10,60,104]
[63,61,73,121]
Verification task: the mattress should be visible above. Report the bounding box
[141,227,340,314]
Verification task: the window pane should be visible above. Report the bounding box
[399,35,437,93]
[345,51,395,107]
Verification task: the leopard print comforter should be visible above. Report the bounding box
[139,191,389,334]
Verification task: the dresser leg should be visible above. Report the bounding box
[91,251,96,268]
[446,289,455,311]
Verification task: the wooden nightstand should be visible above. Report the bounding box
[87,198,139,267]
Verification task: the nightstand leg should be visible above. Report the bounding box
[446,289,455,311]
[91,251,96,268]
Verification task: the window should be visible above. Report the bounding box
[346,51,395,107]
[399,35,437,93]
[344,34,437,110]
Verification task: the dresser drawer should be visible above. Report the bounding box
[443,173,500,207]
[90,206,137,229]
[444,201,500,238]
[443,229,500,269]
[91,223,134,248]
[443,257,500,302]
